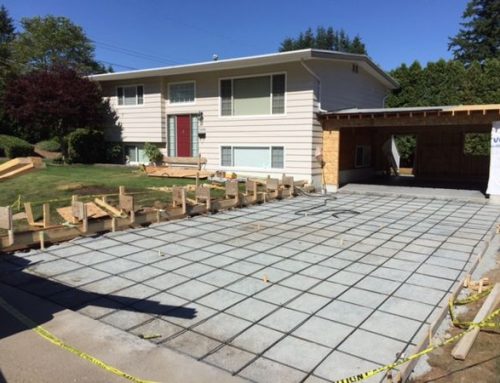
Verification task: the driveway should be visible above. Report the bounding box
[2,193,499,383]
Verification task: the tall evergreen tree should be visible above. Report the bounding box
[0,5,15,83]
[449,0,500,63]
[279,26,367,54]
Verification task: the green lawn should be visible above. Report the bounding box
[0,163,206,228]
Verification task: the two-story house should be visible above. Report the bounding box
[90,49,398,187]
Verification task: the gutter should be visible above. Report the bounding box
[300,59,327,113]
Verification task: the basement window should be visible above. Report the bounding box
[220,145,285,169]
[355,145,371,168]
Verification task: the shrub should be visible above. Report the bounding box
[0,134,34,158]
[36,139,62,152]
[144,142,163,165]
[66,129,105,164]
[105,142,124,164]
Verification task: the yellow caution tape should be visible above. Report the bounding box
[331,288,500,383]
[0,297,158,383]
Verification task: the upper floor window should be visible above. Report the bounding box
[220,74,285,116]
[117,85,143,105]
[169,82,195,104]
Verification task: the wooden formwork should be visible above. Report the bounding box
[0,176,301,252]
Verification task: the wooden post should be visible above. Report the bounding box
[0,206,14,246]
[39,231,45,250]
[111,217,117,232]
[119,186,126,195]
[130,210,135,224]
[82,203,88,233]
[196,172,200,188]
[42,203,51,228]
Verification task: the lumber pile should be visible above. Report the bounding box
[0,157,44,181]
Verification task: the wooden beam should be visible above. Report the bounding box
[451,283,500,360]
[94,198,125,218]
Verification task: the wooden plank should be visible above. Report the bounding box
[0,163,34,180]
[266,178,279,191]
[57,202,107,222]
[196,186,211,201]
[162,156,207,165]
[0,206,13,230]
[94,198,125,218]
[23,202,41,226]
[451,283,500,360]
[42,203,50,228]
[145,166,213,179]
[225,180,239,198]
[119,194,135,212]
[172,187,187,214]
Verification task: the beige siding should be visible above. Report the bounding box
[100,78,163,143]
[163,62,317,182]
[308,60,390,111]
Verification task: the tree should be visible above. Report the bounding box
[3,67,118,142]
[279,26,367,54]
[0,5,17,136]
[449,0,500,63]
[11,15,107,75]
[385,58,500,107]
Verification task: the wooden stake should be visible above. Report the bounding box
[111,217,117,232]
[39,231,45,250]
[119,186,126,195]
[81,203,88,233]
[42,203,50,228]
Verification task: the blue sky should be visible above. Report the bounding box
[3,0,468,72]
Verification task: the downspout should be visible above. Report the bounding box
[300,59,327,193]
[300,58,327,112]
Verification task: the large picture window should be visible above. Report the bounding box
[117,85,143,105]
[220,145,284,169]
[220,74,285,116]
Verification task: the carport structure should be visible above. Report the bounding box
[320,104,500,196]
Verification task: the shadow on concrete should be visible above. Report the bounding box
[0,254,196,340]
[0,370,6,383]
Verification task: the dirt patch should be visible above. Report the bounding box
[71,186,117,196]
[410,253,500,383]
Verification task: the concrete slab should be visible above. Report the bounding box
[3,193,499,383]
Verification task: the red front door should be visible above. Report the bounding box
[176,115,191,157]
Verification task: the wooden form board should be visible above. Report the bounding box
[145,166,213,179]
[0,206,13,230]
[451,283,500,360]
[225,180,239,198]
[119,194,135,212]
[57,202,107,222]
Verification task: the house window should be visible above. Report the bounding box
[117,85,143,105]
[220,145,284,169]
[220,74,285,116]
[169,82,195,104]
[125,145,146,163]
[355,145,371,168]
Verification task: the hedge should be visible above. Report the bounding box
[0,134,35,158]
[66,129,105,164]
[36,139,62,152]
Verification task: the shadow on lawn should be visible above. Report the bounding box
[0,253,196,340]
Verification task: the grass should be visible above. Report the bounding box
[0,162,210,230]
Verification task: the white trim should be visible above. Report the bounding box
[218,72,287,118]
[115,84,144,107]
[167,80,196,105]
[218,144,286,171]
